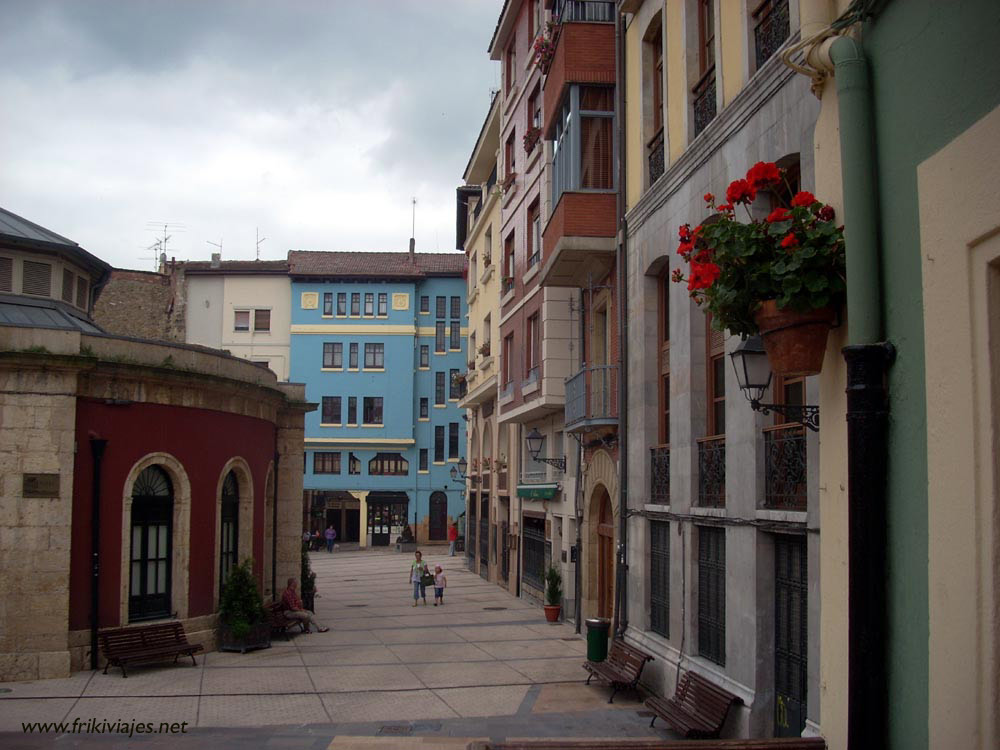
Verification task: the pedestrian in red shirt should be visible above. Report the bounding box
[280,578,328,633]
[448,523,458,557]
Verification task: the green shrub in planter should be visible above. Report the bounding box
[545,566,562,607]
[219,559,265,639]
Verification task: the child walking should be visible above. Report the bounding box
[433,565,447,606]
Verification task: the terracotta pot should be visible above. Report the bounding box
[754,300,836,377]
[543,604,561,623]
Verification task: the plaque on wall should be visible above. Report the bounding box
[301,292,319,309]
[392,293,409,310]
[23,473,59,498]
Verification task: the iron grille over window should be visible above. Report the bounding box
[697,526,726,666]
[648,129,665,185]
[764,424,807,511]
[775,534,808,736]
[650,445,670,504]
[754,0,790,71]
[650,520,670,637]
[692,69,717,138]
[522,517,546,590]
[697,437,726,507]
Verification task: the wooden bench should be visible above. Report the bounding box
[583,639,654,703]
[266,602,305,639]
[99,622,203,678]
[645,670,743,737]
[467,739,825,749]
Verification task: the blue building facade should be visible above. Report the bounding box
[288,251,467,547]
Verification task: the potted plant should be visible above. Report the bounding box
[672,161,846,376]
[478,341,492,357]
[533,19,560,73]
[300,543,317,612]
[468,358,476,370]
[523,126,542,154]
[218,560,270,653]
[543,565,563,622]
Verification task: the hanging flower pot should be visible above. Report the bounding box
[754,300,836,377]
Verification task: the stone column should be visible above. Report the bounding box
[275,384,312,594]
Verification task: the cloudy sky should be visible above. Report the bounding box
[0,0,500,269]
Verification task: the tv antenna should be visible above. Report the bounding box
[145,221,185,258]
[256,227,267,261]
[411,197,417,239]
[207,238,223,257]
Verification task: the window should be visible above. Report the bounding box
[449,369,461,400]
[22,260,51,297]
[552,86,615,205]
[707,315,725,436]
[449,423,459,459]
[351,293,360,316]
[529,0,539,38]
[503,232,516,293]
[362,396,383,425]
[434,425,445,463]
[420,295,429,313]
[364,293,374,316]
[420,345,429,368]
[218,471,237,597]
[337,292,347,315]
[234,310,250,331]
[693,0,717,137]
[526,313,540,377]
[378,292,388,316]
[323,342,342,369]
[649,20,664,134]
[129,466,172,621]
[527,200,541,267]
[659,273,671,444]
[349,453,361,475]
[698,0,716,75]
[435,372,446,405]
[450,321,461,350]
[528,85,542,130]
[76,276,89,309]
[419,449,429,471]
[368,452,408,476]
[698,526,726,666]
[253,309,271,331]
[436,296,446,319]
[650,521,670,638]
[349,343,358,369]
[435,321,446,353]
[505,130,516,177]
[502,334,514,386]
[753,0,791,70]
[62,269,74,303]
[419,397,429,419]
[364,343,384,368]
[0,257,13,292]
[505,36,516,94]
[323,292,333,315]
[347,396,357,425]
[450,296,461,320]
[314,452,341,474]
[322,396,342,424]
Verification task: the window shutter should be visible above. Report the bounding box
[254,309,270,331]
[649,521,670,637]
[0,257,11,292]
[76,276,89,309]
[62,269,74,302]
[581,117,613,190]
[707,312,725,356]
[22,260,52,296]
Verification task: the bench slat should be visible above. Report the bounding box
[645,671,742,738]
[99,622,202,678]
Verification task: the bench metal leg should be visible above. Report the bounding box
[608,685,618,704]
[189,653,197,667]
[585,673,593,685]
[649,715,656,728]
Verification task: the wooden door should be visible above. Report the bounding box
[429,492,447,540]
[597,492,614,618]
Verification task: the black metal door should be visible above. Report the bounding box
[467,493,477,571]
[775,534,808,736]
[429,492,448,540]
[369,503,391,546]
[500,521,509,583]
[479,494,489,580]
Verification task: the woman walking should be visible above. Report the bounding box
[408,550,429,606]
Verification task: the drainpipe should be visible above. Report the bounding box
[612,9,629,639]
[827,35,894,749]
[573,435,583,634]
[272,445,280,603]
[89,437,107,670]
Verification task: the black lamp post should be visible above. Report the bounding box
[525,427,566,472]
[730,335,820,431]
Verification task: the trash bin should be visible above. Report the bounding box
[585,618,611,662]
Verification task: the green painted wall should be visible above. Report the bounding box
[863,1,1000,748]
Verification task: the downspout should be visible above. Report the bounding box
[271,442,280,603]
[826,35,894,749]
[612,8,629,639]
[89,437,107,671]
[573,434,583,634]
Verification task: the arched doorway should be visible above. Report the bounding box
[429,491,448,540]
[219,470,239,594]
[596,489,614,619]
[129,466,173,621]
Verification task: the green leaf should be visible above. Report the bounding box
[804,273,828,292]
[782,276,802,294]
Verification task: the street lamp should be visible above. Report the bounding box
[449,457,469,484]
[730,335,820,431]
[525,427,566,472]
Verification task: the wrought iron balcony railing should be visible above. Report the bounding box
[692,68,717,139]
[650,444,670,504]
[552,0,615,23]
[648,129,665,185]
[697,435,726,507]
[763,422,807,511]
[565,364,618,430]
[753,0,790,71]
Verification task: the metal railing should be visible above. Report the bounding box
[486,164,497,196]
[697,435,726,507]
[552,0,615,23]
[648,129,665,185]
[692,68,717,139]
[650,445,670,504]
[753,0,790,71]
[565,364,618,428]
[763,422,807,511]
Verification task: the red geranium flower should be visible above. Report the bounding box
[677,240,694,256]
[791,191,816,207]
[746,161,781,191]
[780,233,799,249]
[671,268,683,283]
[726,178,756,205]
[716,202,734,213]
[703,192,715,204]
[686,261,721,291]
[678,224,692,243]
[766,207,791,223]
[694,248,714,263]
[817,205,835,221]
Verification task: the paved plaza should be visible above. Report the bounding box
[1,547,678,747]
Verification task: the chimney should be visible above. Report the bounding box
[210,253,221,268]
[409,237,415,264]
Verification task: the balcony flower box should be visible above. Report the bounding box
[501,172,517,193]
[673,162,845,376]
[534,20,560,74]
[468,359,476,370]
[478,341,491,357]
[523,127,542,155]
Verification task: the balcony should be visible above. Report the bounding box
[648,129,665,186]
[697,435,726,507]
[551,0,615,22]
[753,0,790,71]
[650,445,669,505]
[540,191,616,287]
[564,364,618,433]
[763,423,807,511]
[692,68,717,139]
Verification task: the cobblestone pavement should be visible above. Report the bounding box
[1,547,678,747]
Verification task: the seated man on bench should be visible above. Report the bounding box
[280,577,329,633]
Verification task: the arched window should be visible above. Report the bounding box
[130,466,173,621]
[368,453,409,476]
[219,471,239,593]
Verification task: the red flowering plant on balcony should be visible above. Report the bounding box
[533,18,560,72]
[523,127,542,154]
[671,162,846,337]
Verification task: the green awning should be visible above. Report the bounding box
[517,484,559,499]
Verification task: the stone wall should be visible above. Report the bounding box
[93,269,184,342]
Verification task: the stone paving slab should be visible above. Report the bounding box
[434,684,531,718]
[386,642,494,664]
[305,645,402,666]
[0,698,76,732]
[503,656,587,683]
[198,693,328,727]
[201,666,310,695]
[82,666,202,696]
[475,639,582,660]
[68,696,199,728]
[308,664,424,693]
[320,690,459,723]
[407,661,532,689]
